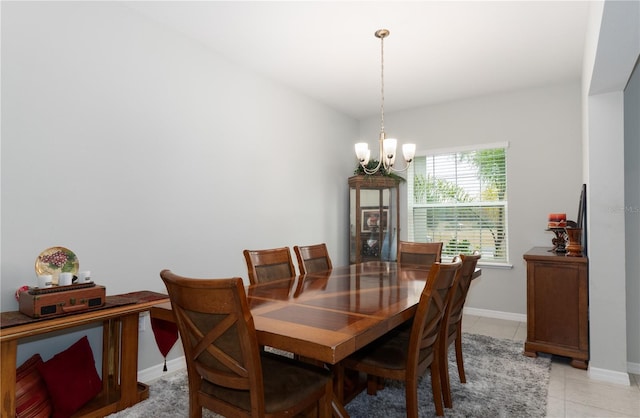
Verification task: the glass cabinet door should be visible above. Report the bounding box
[349,175,400,264]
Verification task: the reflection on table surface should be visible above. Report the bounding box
[248,261,432,365]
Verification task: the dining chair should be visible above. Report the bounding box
[243,247,296,285]
[397,241,443,266]
[160,270,333,418]
[339,259,463,417]
[293,243,333,275]
[439,251,481,408]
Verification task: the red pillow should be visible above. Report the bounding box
[15,353,53,418]
[37,336,102,418]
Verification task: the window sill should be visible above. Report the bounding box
[477,262,513,270]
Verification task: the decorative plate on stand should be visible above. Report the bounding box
[35,246,79,284]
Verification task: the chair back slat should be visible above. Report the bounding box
[294,243,333,275]
[398,241,443,266]
[243,247,296,284]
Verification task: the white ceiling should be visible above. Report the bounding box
[126,1,592,119]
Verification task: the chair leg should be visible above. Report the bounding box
[440,343,453,408]
[455,323,466,383]
[366,374,379,395]
[189,379,203,418]
[430,359,445,416]
[405,377,420,418]
[190,399,203,418]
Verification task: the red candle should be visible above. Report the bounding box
[548,213,567,228]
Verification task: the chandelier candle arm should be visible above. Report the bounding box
[354,29,415,175]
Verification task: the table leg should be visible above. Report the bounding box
[103,318,121,399]
[331,394,350,418]
[334,364,344,404]
[118,313,140,408]
[1,340,17,418]
[331,365,350,418]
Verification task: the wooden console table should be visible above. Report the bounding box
[0,290,169,418]
[523,247,589,369]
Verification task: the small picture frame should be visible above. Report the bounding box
[361,208,388,232]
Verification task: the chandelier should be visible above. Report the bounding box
[355,29,416,175]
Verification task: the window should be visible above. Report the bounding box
[407,143,509,264]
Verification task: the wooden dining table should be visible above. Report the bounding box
[151,261,481,418]
[248,261,431,363]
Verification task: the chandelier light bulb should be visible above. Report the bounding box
[383,138,397,160]
[402,143,416,162]
[355,143,370,164]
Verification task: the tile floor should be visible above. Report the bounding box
[463,315,640,418]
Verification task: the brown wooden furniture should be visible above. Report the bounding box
[160,270,333,418]
[439,252,481,408]
[338,260,462,417]
[151,262,481,417]
[294,243,333,275]
[243,247,297,285]
[397,240,444,266]
[349,175,400,264]
[0,291,169,418]
[523,247,589,369]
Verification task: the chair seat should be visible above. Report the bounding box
[344,329,434,372]
[201,352,331,414]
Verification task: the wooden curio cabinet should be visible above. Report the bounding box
[349,175,400,264]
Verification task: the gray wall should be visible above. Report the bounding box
[584,0,639,381]
[624,56,639,368]
[1,2,356,370]
[359,82,584,317]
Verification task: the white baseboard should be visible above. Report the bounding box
[589,366,633,386]
[463,307,527,323]
[138,356,186,384]
[627,361,640,375]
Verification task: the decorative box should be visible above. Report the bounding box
[19,283,106,318]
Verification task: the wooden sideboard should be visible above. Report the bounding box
[523,247,589,369]
[0,291,169,418]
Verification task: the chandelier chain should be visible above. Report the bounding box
[380,33,385,135]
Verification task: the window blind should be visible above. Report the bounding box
[408,146,508,263]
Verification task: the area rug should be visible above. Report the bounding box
[108,333,550,418]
